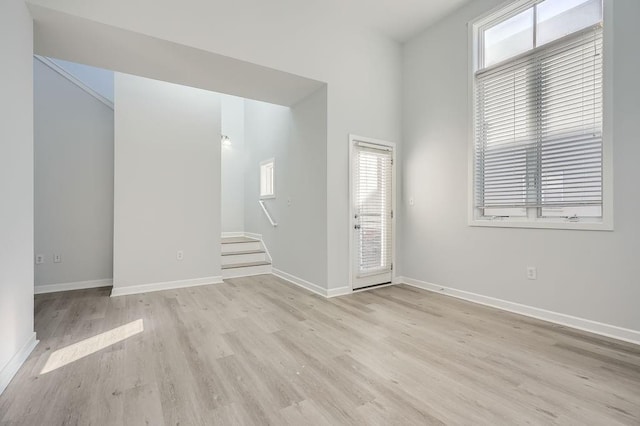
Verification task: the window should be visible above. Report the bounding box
[471,0,610,229]
[260,159,275,199]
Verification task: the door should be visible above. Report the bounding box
[351,137,394,290]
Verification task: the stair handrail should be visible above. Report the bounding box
[259,200,277,227]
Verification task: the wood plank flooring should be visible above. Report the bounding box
[1,275,639,425]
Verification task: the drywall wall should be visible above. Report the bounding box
[26,0,403,291]
[243,99,290,238]
[401,0,640,332]
[0,0,36,393]
[34,59,114,288]
[221,95,246,233]
[244,87,328,287]
[30,6,324,108]
[112,73,221,292]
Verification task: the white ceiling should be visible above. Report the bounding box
[29,0,472,44]
[325,0,473,42]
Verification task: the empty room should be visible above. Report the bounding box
[1,0,639,424]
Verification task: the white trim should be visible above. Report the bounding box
[272,268,327,297]
[348,134,397,292]
[397,276,640,346]
[34,55,114,110]
[601,0,615,231]
[327,286,352,298]
[260,237,273,264]
[34,278,113,294]
[392,276,405,285]
[259,200,278,227]
[469,219,614,231]
[110,276,223,297]
[0,333,38,395]
[221,232,264,241]
[259,158,276,199]
[244,232,263,240]
[221,232,245,238]
[272,268,351,298]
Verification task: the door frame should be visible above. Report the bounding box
[348,134,397,292]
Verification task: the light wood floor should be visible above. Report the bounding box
[1,275,639,425]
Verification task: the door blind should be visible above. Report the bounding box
[475,26,603,209]
[354,143,392,276]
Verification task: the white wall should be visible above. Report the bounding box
[221,95,246,233]
[26,0,403,291]
[0,0,36,393]
[113,73,221,292]
[34,59,114,288]
[244,87,328,287]
[401,0,640,332]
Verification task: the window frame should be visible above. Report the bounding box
[259,158,276,199]
[467,0,614,231]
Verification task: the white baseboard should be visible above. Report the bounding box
[0,332,38,395]
[272,268,326,297]
[392,276,405,285]
[221,232,263,242]
[110,276,223,297]
[244,232,262,240]
[272,268,351,298]
[327,285,352,298]
[34,278,113,294]
[397,276,640,346]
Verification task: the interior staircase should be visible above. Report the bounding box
[221,236,272,279]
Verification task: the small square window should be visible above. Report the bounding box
[260,159,275,199]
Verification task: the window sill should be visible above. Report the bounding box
[469,218,613,231]
[260,195,276,200]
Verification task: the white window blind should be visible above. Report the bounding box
[475,25,603,213]
[354,144,392,276]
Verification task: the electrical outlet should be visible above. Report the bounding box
[53,254,62,263]
[526,266,537,280]
[35,254,45,265]
[287,197,292,207]
[177,250,184,261]
[409,198,415,206]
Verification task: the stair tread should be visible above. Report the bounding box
[221,249,265,256]
[221,237,260,244]
[222,261,271,269]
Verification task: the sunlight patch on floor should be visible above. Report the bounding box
[40,319,144,374]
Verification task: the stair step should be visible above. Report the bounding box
[221,237,259,244]
[221,260,271,270]
[222,263,271,279]
[222,251,267,265]
[221,249,265,256]
[222,241,262,254]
